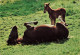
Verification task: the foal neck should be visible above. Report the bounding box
[47,6,52,14]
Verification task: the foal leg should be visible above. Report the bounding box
[61,14,68,26]
[51,18,56,25]
[62,14,65,22]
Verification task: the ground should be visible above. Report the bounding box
[0,0,80,55]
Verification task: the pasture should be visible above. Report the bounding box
[0,0,80,55]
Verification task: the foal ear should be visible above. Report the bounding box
[48,3,50,5]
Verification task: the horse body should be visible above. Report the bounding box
[44,3,66,25]
[7,22,69,45]
[23,23,68,44]
[22,24,56,44]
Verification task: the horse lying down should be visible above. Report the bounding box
[7,22,69,45]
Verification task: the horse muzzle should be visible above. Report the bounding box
[44,10,46,13]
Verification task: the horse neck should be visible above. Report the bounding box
[47,6,52,14]
[56,24,66,31]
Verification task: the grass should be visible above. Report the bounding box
[0,0,53,17]
[0,0,80,55]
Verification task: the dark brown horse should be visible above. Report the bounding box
[7,21,69,45]
[44,3,67,25]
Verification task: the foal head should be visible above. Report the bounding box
[44,3,50,13]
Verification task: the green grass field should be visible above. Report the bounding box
[0,0,80,55]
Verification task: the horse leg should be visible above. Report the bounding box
[61,14,68,26]
[24,23,33,29]
[51,18,56,25]
[7,26,18,45]
[24,21,38,25]
[49,15,56,25]
[31,21,38,25]
[61,14,65,22]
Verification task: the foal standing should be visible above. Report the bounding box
[44,3,67,25]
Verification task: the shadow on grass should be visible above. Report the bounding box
[21,38,69,46]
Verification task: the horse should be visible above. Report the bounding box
[7,21,69,45]
[44,3,67,26]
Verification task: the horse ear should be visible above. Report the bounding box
[48,3,50,5]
